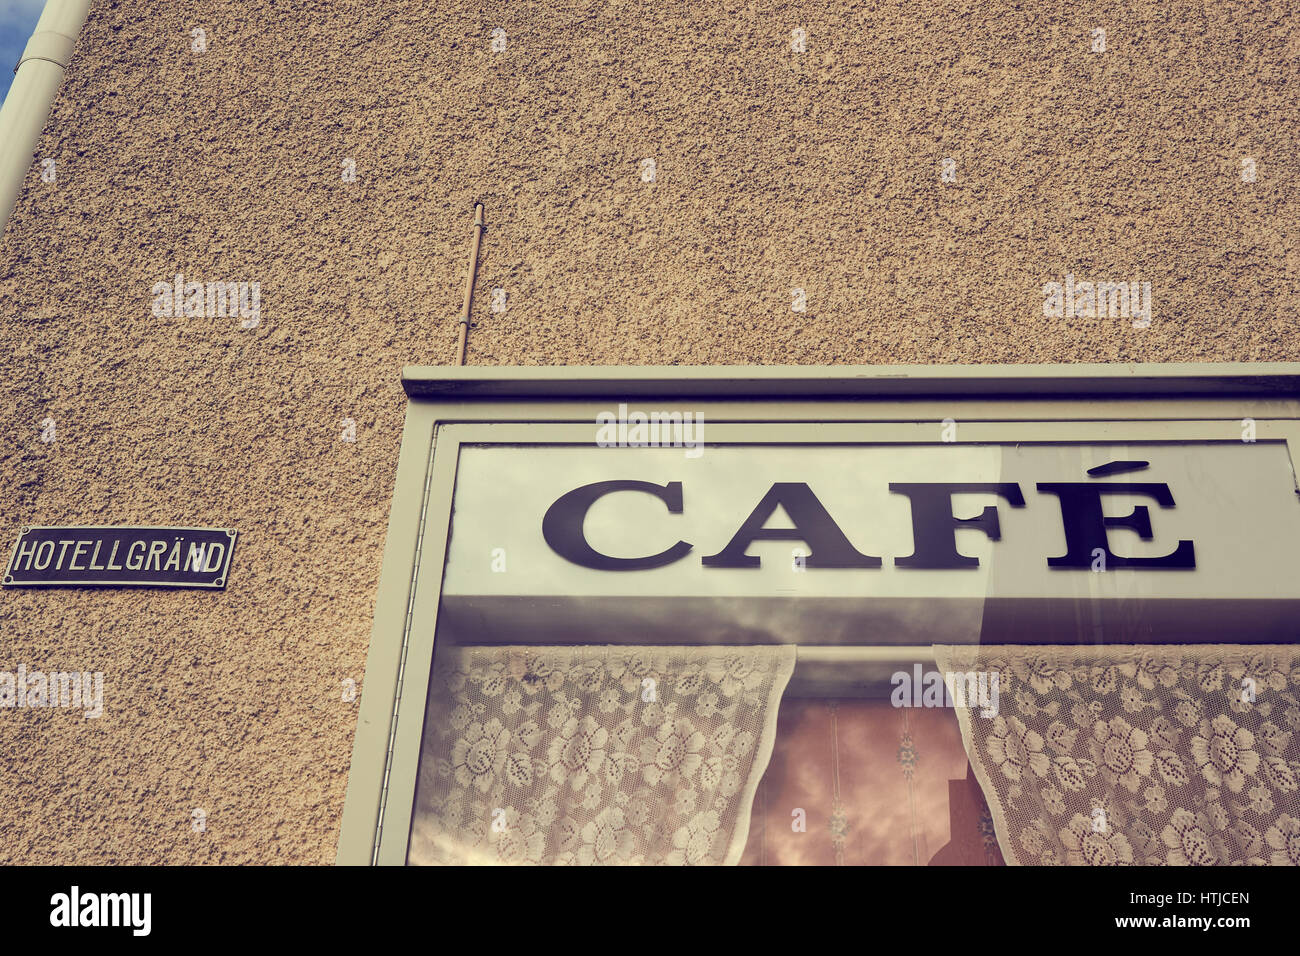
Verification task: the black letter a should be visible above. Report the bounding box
[702,483,881,568]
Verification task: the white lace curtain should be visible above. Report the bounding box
[409,641,1300,865]
[935,644,1300,866]
[408,644,795,865]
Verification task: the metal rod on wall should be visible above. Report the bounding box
[455,203,484,366]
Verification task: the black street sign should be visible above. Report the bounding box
[3,526,237,589]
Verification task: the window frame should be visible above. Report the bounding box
[335,363,1300,866]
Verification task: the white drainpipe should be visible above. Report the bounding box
[0,0,93,237]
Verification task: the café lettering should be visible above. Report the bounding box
[543,470,1196,571]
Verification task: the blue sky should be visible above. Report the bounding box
[0,0,47,105]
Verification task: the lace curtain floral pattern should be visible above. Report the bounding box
[408,644,795,865]
[935,645,1300,866]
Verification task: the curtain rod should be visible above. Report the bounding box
[453,643,939,662]
[796,645,936,663]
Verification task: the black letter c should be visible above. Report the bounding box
[542,480,692,570]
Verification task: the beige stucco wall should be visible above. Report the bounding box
[0,0,1296,863]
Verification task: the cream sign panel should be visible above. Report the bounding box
[442,442,1300,602]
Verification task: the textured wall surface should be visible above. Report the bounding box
[0,0,1296,863]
